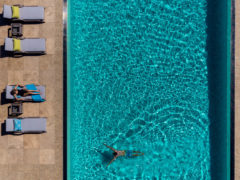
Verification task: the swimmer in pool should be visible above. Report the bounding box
[103,144,144,167]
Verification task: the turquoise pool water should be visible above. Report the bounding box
[68,0,212,179]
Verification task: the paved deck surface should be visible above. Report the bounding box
[0,1,63,180]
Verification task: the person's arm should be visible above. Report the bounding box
[14,94,24,101]
[14,84,19,90]
[103,144,116,152]
[15,84,24,89]
[107,157,116,167]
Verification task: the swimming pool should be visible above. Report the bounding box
[67,0,231,179]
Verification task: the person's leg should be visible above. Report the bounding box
[23,87,40,93]
[23,92,40,96]
[23,92,31,96]
[28,90,40,92]
[30,92,40,95]
[132,153,144,157]
[132,154,142,157]
[26,89,40,92]
[132,151,144,156]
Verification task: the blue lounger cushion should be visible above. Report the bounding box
[25,84,45,102]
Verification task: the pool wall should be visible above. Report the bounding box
[206,0,231,179]
[66,0,232,179]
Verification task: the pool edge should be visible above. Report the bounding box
[63,0,70,179]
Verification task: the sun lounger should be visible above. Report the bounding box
[5,118,47,134]
[3,5,45,22]
[5,84,46,102]
[4,38,46,56]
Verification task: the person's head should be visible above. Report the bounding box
[11,89,18,96]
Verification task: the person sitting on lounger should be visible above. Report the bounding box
[103,144,144,167]
[10,84,40,101]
